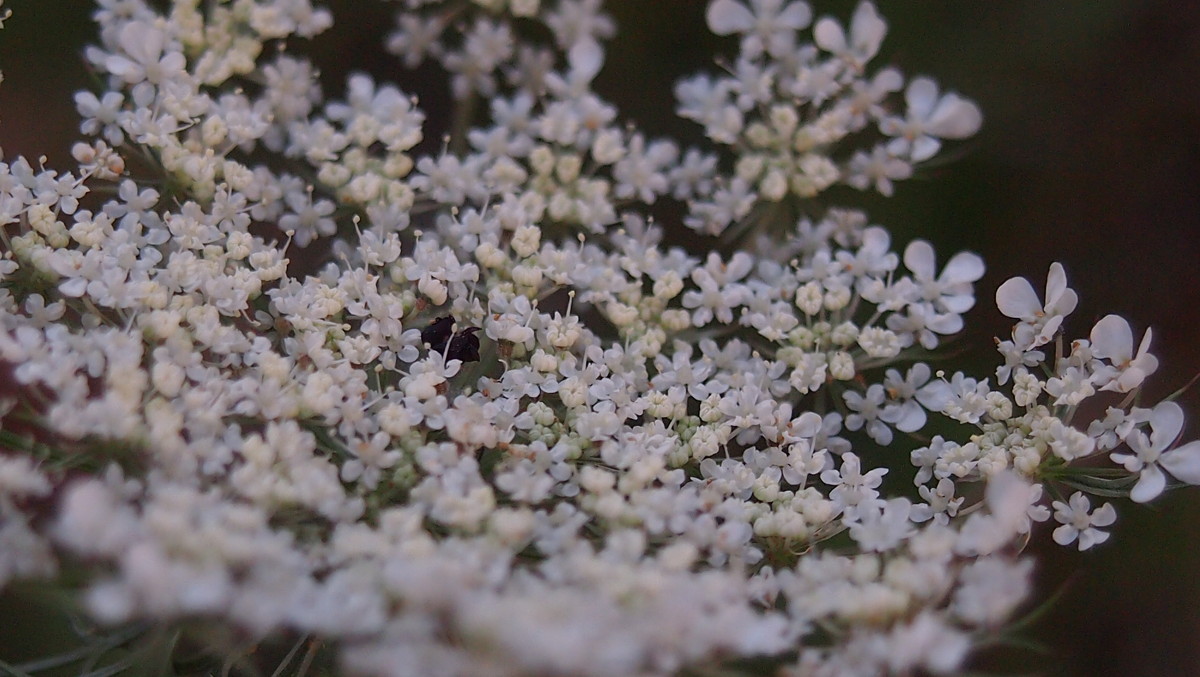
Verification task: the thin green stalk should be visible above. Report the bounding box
[269,635,310,677]
[447,92,478,157]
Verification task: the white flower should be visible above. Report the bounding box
[682,265,748,326]
[847,497,912,551]
[994,339,1044,386]
[2,0,1198,673]
[857,326,900,359]
[1088,314,1158,392]
[903,240,984,315]
[105,21,187,86]
[75,90,126,145]
[1051,492,1117,551]
[53,480,141,558]
[1044,365,1095,407]
[952,557,1033,626]
[813,1,887,71]
[884,611,970,675]
[843,384,893,445]
[881,77,983,162]
[543,0,615,52]
[1046,418,1094,461]
[844,145,912,196]
[612,134,677,203]
[1087,405,1150,452]
[706,0,813,60]
[995,262,1079,350]
[280,190,337,247]
[910,478,962,526]
[821,452,885,510]
[1112,401,1200,503]
[441,17,514,98]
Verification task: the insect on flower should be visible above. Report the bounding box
[421,316,455,349]
[422,316,483,362]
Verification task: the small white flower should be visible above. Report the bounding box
[995,262,1078,350]
[847,497,912,551]
[1051,492,1116,551]
[910,478,962,526]
[881,77,982,163]
[903,240,984,315]
[1112,401,1200,503]
[706,0,813,60]
[75,90,126,145]
[105,21,188,86]
[821,452,885,510]
[1088,314,1158,392]
[813,1,887,71]
[843,384,892,445]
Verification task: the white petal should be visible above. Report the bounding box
[861,225,891,252]
[813,17,847,53]
[1130,464,1166,503]
[995,276,1040,319]
[568,40,604,83]
[1135,327,1155,361]
[1110,450,1140,472]
[892,405,926,433]
[792,411,824,437]
[1130,334,1159,382]
[777,2,812,30]
[927,94,982,139]
[1034,315,1064,347]
[926,312,963,335]
[942,251,984,284]
[104,55,141,82]
[119,21,163,64]
[1052,524,1077,546]
[1161,441,1200,484]
[159,52,187,77]
[1089,314,1133,363]
[707,0,755,35]
[1113,367,1150,393]
[905,77,939,120]
[916,381,952,411]
[1045,262,1070,308]
[1079,529,1109,550]
[940,293,976,314]
[59,277,88,298]
[1149,400,1185,451]
[1091,502,1117,528]
[872,67,904,94]
[903,240,936,279]
[910,136,942,163]
[850,1,887,59]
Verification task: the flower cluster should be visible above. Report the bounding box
[0,1,1196,676]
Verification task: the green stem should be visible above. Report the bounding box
[447,92,478,157]
[269,635,310,677]
[294,640,322,677]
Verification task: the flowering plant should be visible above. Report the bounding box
[0,0,1197,675]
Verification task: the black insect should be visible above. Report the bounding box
[421,316,455,350]
[422,316,482,363]
[444,327,482,362]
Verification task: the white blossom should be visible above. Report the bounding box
[0,2,1189,675]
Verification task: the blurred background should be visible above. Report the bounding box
[1,0,1198,674]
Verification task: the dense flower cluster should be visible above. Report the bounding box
[1,1,1197,675]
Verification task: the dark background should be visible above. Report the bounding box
[1,1,1198,674]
